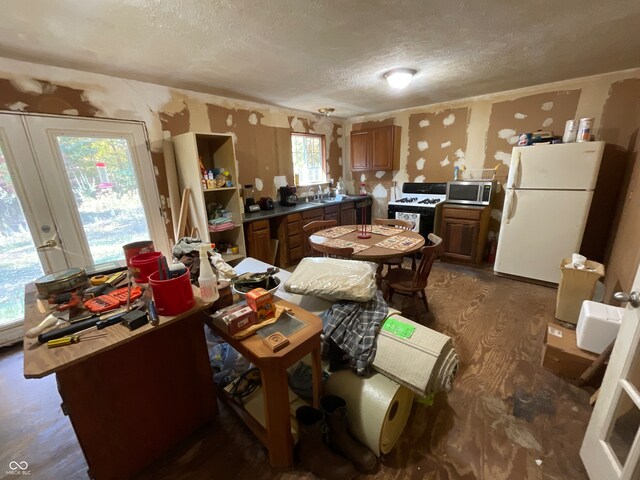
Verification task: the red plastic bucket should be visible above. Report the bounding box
[148,269,195,316]
[130,251,162,283]
[123,241,155,268]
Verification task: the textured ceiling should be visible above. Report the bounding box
[1,0,639,117]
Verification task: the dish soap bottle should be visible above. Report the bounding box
[359,182,367,195]
[198,245,219,303]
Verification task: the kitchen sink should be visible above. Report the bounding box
[308,198,342,205]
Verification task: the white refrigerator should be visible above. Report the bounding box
[494,141,605,284]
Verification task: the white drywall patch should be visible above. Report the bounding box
[337,136,344,149]
[491,209,503,222]
[414,175,426,182]
[9,76,43,94]
[273,175,288,190]
[372,184,388,199]
[227,132,238,144]
[255,178,264,191]
[8,101,28,110]
[440,155,450,167]
[542,117,553,127]
[443,113,455,126]
[153,165,159,176]
[226,114,233,126]
[159,195,167,209]
[248,113,258,125]
[454,149,465,166]
[514,112,528,119]
[494,151,511,165]
[360,173,366,182]
[440,140,452,148]
[508,136,519,145]
[337,127,343,135]
[416,157,426,170]
[498,128,516,139]
[290,117,305,132]
[418,119,430,128]
[375,171,385,178]
[338,156,342,166]
[541,102,554,111]
[62,108,79,115]
[417,141,429,151]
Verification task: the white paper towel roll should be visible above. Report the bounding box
[325,370,413,456]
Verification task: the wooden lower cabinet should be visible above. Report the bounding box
[301,208,324,258]
[340,203,355,225]
[441,205,491,265]
[272,213,304,268]
[245,219,272,264]
[324,205,340,225]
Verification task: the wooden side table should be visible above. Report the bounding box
[208,297,323,468]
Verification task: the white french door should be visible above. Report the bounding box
[581,263,640,479]
[0,113,168,346]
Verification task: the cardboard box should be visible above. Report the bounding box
[542,322,599,380]
[556,258,605,324]
[211,301,257,336]
[246,288,275,321]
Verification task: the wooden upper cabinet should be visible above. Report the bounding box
[350,130,370,171]
[350,125,400,171]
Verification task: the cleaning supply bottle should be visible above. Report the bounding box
[198,245,219,303]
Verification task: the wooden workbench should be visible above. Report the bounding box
[22,284,217,480]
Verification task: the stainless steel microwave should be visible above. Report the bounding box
[446,181,494,205]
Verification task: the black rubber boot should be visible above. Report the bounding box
[296,406,356,480]
[320,395,378,473]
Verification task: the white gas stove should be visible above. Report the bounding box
[387,182,447,236]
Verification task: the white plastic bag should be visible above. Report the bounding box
[284,257,378,302]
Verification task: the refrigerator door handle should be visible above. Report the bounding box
[507,151,521,188]
[505,189,517,224]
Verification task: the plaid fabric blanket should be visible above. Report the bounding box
[321,290,388,375]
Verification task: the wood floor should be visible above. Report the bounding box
[0,262,592,479]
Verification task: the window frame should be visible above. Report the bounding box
[290,132,327,186]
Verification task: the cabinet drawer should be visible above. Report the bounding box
[302,208,323,221]
[324,205,340,215]
[443,207,482,221]
[289,245,303,262]
[287,220,301,235]
[288,233,302,248]
[249,219,269,232]
[287,213,301,224]
[340,202,355,212]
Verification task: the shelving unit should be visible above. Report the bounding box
[172,132,246,265]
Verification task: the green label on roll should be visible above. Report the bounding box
[382,317,415,339]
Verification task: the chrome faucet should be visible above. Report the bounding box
[307,186,317,202]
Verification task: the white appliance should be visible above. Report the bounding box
[387,183,447,238]
[494,141,605,284]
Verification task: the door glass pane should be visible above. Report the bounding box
[0,141,43,326]
[605,387,640,468]
[55,136,151,264]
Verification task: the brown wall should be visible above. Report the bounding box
[0,59,344,245]
[347,69,640,302]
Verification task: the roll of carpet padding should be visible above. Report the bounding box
[325,370,413,456]
[373,312,459,396]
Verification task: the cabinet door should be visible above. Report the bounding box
[340,206,355,226]
[371,126,394,170]
[442,218,479,262]
[246,221,272,264]
[350,130,370,171]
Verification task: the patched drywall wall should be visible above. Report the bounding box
[346,68,640,299]
[0,57,344,243]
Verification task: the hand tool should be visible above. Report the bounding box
[38,308,129,343]
[157,255,170,280]
[148,300,159,326]
[90,274,109,286]
[25,311,69,338]
[85,270,128,297]
[46,332,107,348]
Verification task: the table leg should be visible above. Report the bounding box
[375,261,384,288]
[260,364,294,468]
[310,345,322,408]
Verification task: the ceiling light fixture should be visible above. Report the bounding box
[318,107,335,116]
[384,68,417,89]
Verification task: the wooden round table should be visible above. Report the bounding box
[308,225,425,283]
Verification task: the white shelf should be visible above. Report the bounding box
[203,186,238,193]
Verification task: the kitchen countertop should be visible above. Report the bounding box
[243,195,371,223]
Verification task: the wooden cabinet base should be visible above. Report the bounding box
[441,204,491,265]
[56,314,217,480]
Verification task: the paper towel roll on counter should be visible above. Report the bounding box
[325,371,413,457]
[373,314,459,396]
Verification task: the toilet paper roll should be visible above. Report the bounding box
[325,370,413,456]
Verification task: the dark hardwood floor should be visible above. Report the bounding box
[0,262,591,479]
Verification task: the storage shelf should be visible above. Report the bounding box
[208,223,242,232]
[203,186,237,192]
[221,253,245,263]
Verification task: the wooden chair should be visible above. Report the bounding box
[309,243,354,259]
[302,220,338,257]
[372,218,416,271]
[383,233,443,321]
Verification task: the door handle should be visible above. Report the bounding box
[507,152,521,188]
[37,239,57,250]
[614,291,640,308]
[505,190,516,224]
